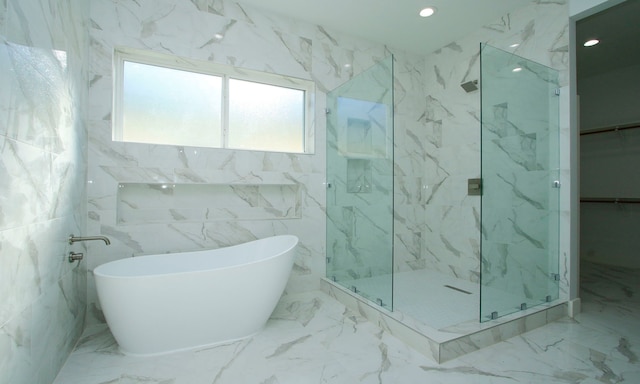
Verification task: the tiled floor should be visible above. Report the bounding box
[341,269,479,329]
[393,269,478,329]
[53,262,640,383]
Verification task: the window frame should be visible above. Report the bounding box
[112,46,315,154]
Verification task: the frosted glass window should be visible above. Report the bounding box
[113,47,314,153]
[228,79,305,152]
[122,62,222,147]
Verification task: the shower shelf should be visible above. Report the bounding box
[116,182,302,224]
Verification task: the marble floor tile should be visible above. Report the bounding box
[53,262,640,384]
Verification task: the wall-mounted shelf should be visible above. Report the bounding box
[580,197,640,204]
[580,122,640,136]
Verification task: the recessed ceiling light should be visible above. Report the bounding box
[512,67,523,73]
[419,7,436,17]
[509,43,520,48]
[584,39,599,47]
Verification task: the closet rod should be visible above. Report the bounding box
[580,197,640,204]
[580,122,640,136]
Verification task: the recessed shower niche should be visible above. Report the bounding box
[347,159,372,193]
[346,117,373,155]
[343,116,384,194]
[116,182,301,225]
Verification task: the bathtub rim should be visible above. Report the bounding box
[93,234,299,279]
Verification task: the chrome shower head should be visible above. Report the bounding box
[461,80,478,93]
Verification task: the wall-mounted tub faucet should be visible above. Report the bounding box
[68,234,111,245]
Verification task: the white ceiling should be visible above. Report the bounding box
[237,0,533,55]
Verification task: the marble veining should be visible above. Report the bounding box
[419,0,569,290]
[1,0,90,383]
[53,262,640,383]
[0,0,579,382]
[85,0,433,330]
[84,0,572,332]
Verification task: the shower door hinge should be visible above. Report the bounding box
[325,108,331,114]
[326,257,331,264]
[468,178,482,196]
[554,88,561,96]
[550,273,560,281]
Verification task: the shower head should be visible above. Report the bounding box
[461,80,478,93]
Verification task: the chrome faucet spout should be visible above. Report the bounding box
[68,234,111,245]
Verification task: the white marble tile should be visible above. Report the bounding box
[420,0,570,291]
[86,0,347,318]
[55,263,640,383]
[83,1,573,356]
[1,0,90,382]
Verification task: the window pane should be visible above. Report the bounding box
[122,61,222,147]
[228,78,305,152]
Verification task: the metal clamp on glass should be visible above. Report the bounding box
[468,178,482,196]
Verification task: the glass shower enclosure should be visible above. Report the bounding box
[325,46,561,326]
[479,44,560,321]
[325,56,394,310]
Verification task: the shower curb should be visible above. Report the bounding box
[320,278,567,363]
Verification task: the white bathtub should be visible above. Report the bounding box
[94,235,298,356]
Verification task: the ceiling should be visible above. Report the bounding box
[237,0,532,55]
[235,0,640,80]
[576,0,640,80]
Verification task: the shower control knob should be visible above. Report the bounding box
[68,252,84,263]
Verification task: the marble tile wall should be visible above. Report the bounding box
[116,182,302,224]
[0,0,578,381]
[0,0,90,383]
[85,0,427,325]
[417,1,571,297]
[85,0,574,326]
[393,49,429,273]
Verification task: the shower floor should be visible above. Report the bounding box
[340,269,479,330]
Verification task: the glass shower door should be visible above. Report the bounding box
[480,44,560,321]
[326,56,394,310]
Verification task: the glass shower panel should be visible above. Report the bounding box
[480,44,560,321]
[326,56,394,310]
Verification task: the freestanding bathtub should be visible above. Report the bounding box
[94,235,298,356]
